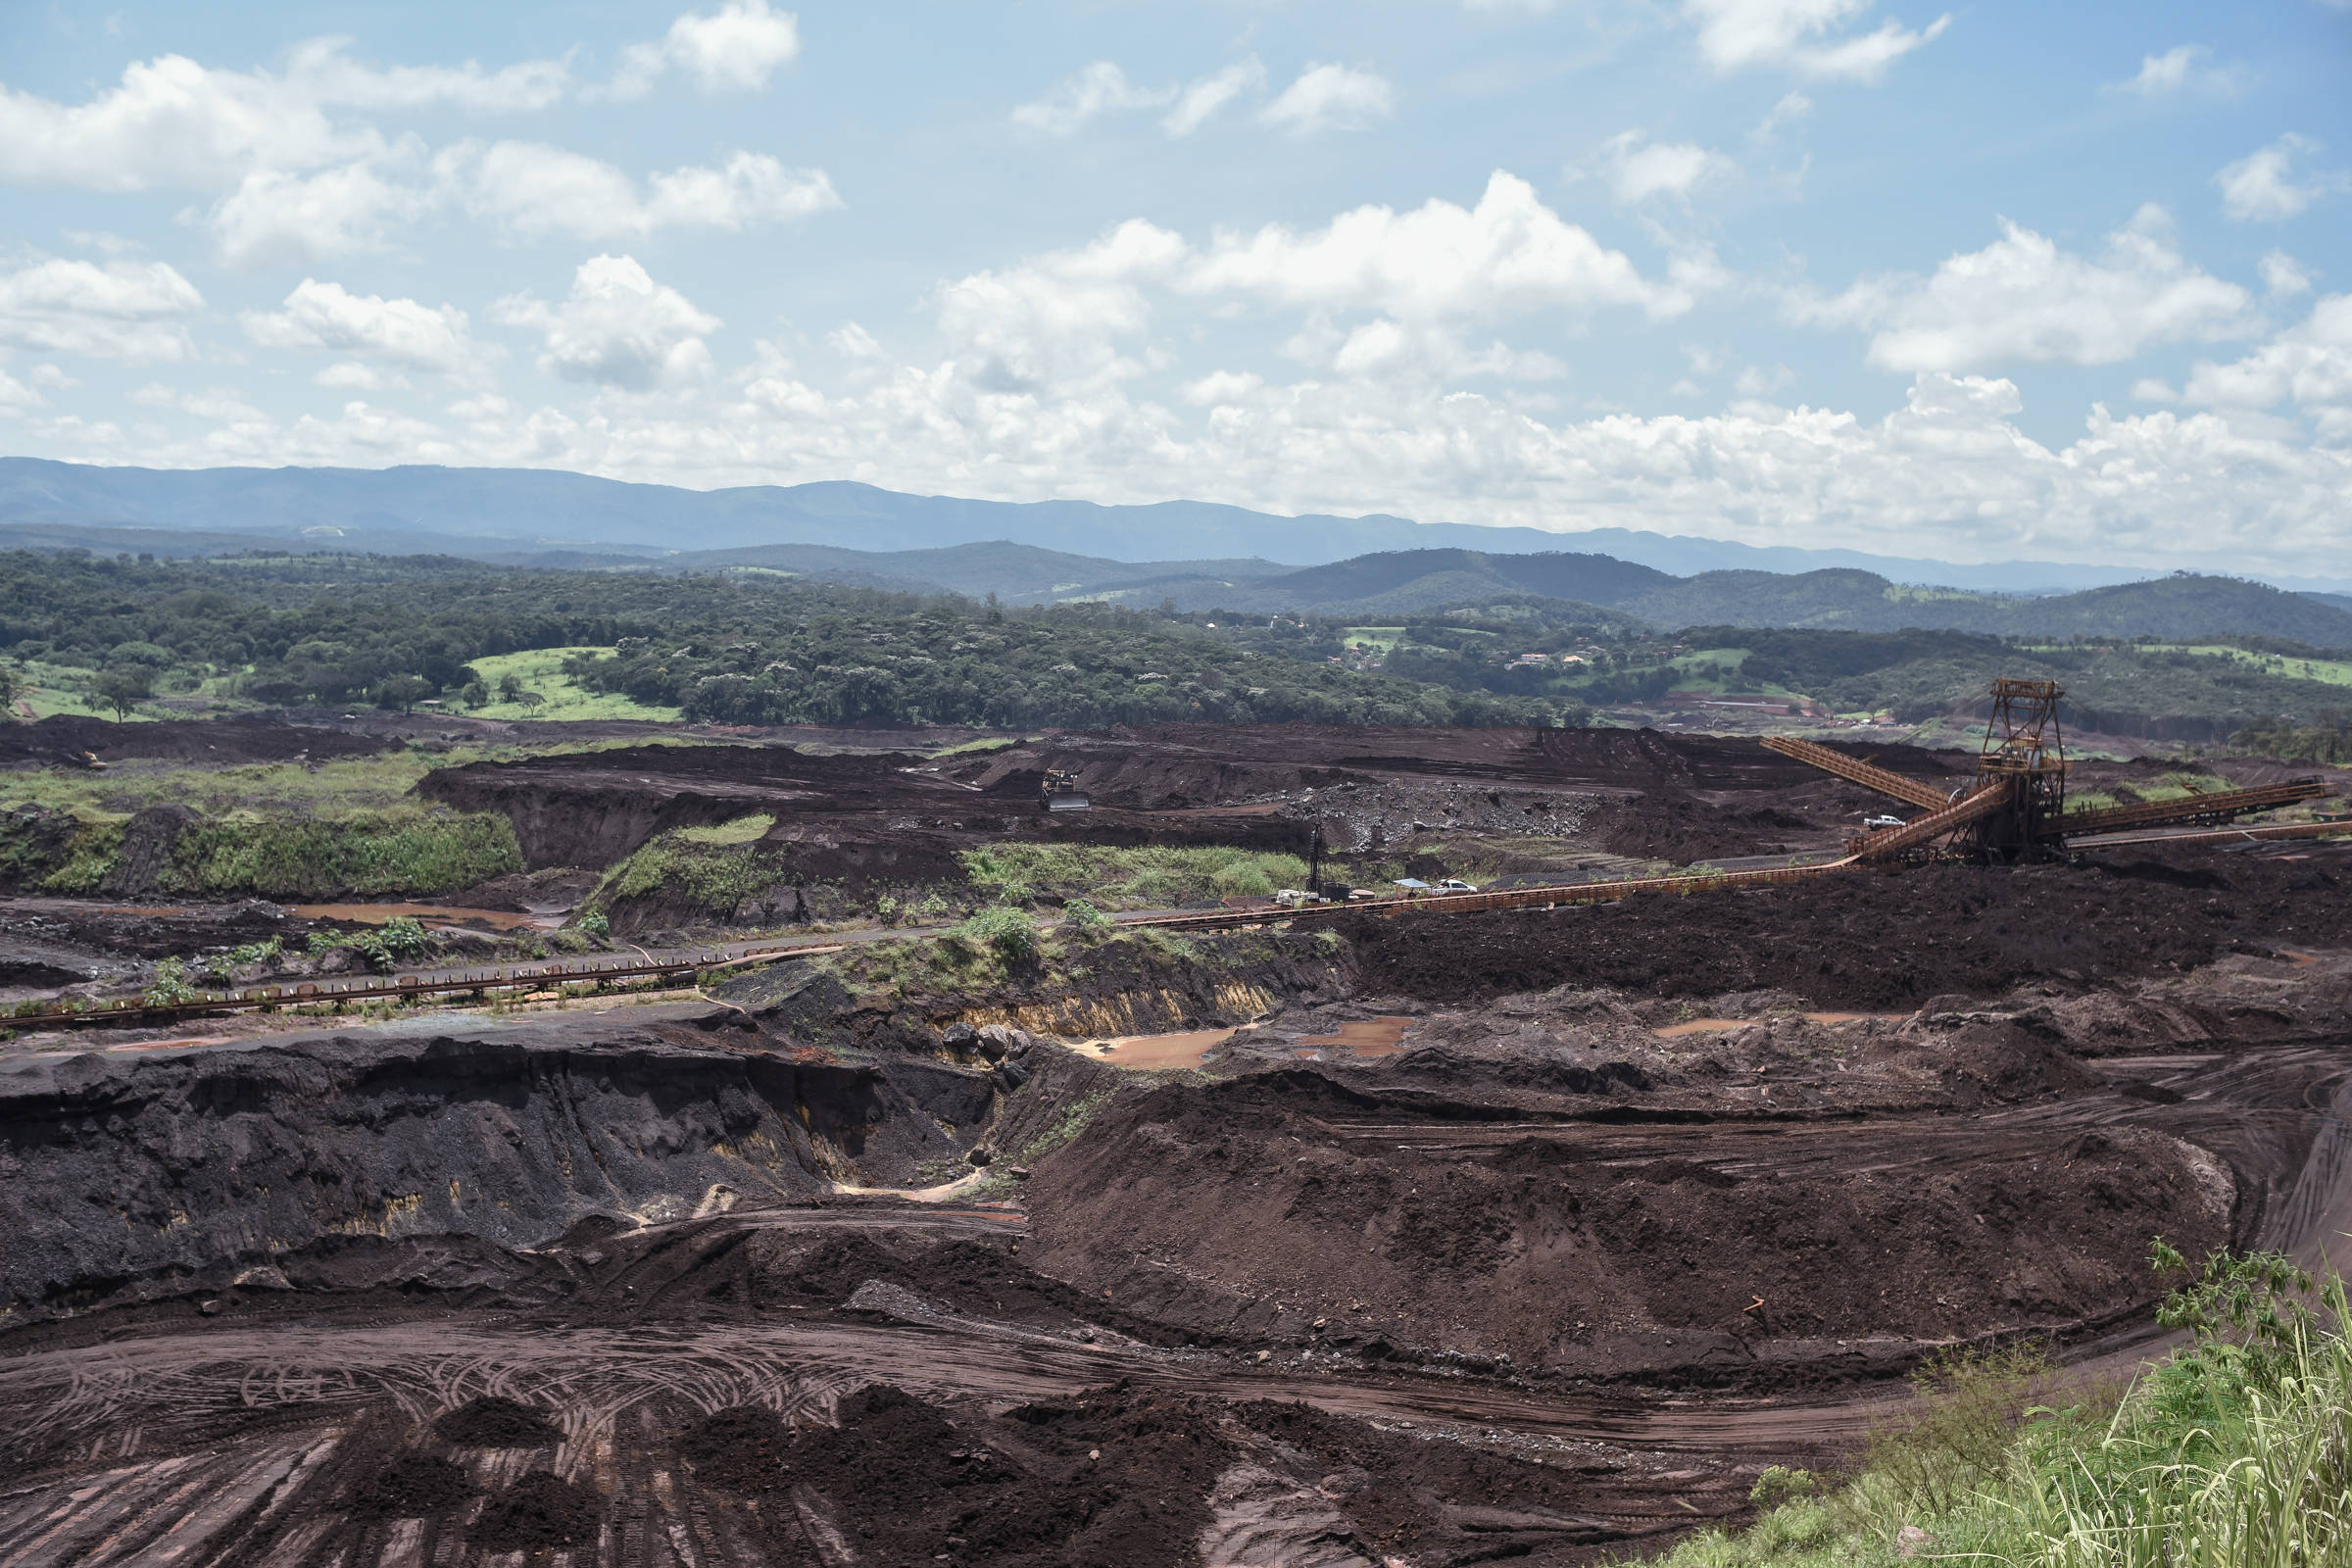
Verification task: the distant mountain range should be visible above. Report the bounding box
[15,455,2350,595]
[3,457,2349,646]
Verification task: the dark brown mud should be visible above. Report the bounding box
[1343,848,2352,1009]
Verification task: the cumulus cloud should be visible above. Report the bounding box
[1596,131,1738,203]
[0,39,570,194]
[1261,64,1393,134]
[609,1,802,98]
[1792,208,2258,370]
[2260,252,2315,298]
[207,158,434,269]
[441,142,839,240]
[2216,134,2347,222]
[2181,294,2352,419]
[1184,171,1693,322]
[241,278,494,379]
[0,258,203,362]
[492,255,720,391]
[1683,0,1950,81]
[2110,44,2241,98]
[934,220,1187,393]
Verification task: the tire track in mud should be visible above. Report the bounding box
[0,1315,1799,1567]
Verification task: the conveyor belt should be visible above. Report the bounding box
[2054,778,2327,837]
[1759,735,1954,811]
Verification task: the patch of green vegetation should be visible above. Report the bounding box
[675,812,775,845]
[957,905,1040,964]
[928,735,1027,757]
[596,832,780,920]
[1640,1245,2351,1568]
[457,647,683,720]
[959,843,1311,909]
[2178,645,2352,688]
[170,809,520,897]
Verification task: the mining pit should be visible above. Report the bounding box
[2,719,2349,1567]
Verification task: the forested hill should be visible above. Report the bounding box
[1159,552,2352,645]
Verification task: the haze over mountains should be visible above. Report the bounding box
[5,458,2351,646]
[8,456,2317,592]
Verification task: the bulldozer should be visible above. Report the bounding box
[1039,767,1091,812]
[1764,678,2327,864]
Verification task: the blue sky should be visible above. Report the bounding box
[1,0,2347,572]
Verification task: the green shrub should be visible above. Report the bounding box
[957,906,1040,965]
[142,957,201,1006]
[577,910,610,938]
[1210,859,1276,898]
[1061,899,1111,934]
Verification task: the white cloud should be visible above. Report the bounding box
[492,255,720,391]
[2260,251,2315,298]
[1683,0,1950,81]
[1261,64,1394,135]
[1597,131,1738,203]
[2181,294,2352,416]
[610,1,802,98]
[1752,90,1812,139]
[278,36,570,113]
[2111,44,2240,98]
[827,322,884,360]
[442,142,839,240]
[2129,377,2178,403]
[1163,58,1267,137]
[0,258,203,362]
[315,362,404,391]
[0,53,352,191]
[207,158,434,269]
[2215,134,2347,222]
[1324,318,1568,381]
[1179,369,1264,406]
[1184,171,1694,322]
[1011,62,1172,136]
[0,368,43,413]
[1792,208,2258,370]
[0,39,572,195]
[1736,362,1796,397]
[934,220,1187,393]
[1013,57,1270,139]
[241,278,493,379]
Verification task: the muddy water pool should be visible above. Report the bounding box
[1079,1027,1237,1070]
[1294,1015,1416,1058]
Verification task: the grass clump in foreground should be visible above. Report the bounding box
[1644,1244,2350,1568]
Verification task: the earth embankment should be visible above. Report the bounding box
[1342,848,2352,1008]
[0,1014,1002,1314]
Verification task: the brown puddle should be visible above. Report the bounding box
[294,903,559,932]
[1294,1015,1416,1058]
[1083,1028,1236,1070]
[1655,1011,1908,1039]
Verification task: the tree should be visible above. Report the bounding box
[375,674,430,712]
[498,672,525,703]
[0,662,17,720]
[92,664,152,722]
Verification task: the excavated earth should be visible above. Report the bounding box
[3,720,2351,1566]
